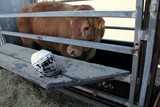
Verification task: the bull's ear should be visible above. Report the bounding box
[96,18,105,29]
[66,17,73,24]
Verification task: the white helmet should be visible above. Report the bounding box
[31,50,60,77]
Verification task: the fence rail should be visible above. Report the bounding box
[0,31,134,54]
[0,11,136,18]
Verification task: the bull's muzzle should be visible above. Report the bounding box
[67,45,83,57]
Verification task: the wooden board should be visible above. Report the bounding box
[0,43,129,89]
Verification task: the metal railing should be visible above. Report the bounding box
[0,10,136,55]
[0,4,140,107]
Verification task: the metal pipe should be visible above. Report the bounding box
[129,0,144,106]
[75,86,129,106]
[1,31,134,54]
[56,88,111,107]
[0,11,136,18]
[105,26,135,30]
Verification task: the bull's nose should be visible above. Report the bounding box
[67,46,82,57]
[67,49,76,57]
[67,49,75,56]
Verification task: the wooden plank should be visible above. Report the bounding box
[0,53,73,88]
[0,43,130,88]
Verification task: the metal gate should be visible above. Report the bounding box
[0,0,160,107]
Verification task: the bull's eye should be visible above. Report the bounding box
[84,26,90,31]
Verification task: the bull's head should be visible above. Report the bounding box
[66,17,105,60]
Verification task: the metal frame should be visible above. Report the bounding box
[139,0,160,106]
[0,0,159,106]
[128,0,144,106]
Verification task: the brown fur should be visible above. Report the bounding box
[17,2,105,61]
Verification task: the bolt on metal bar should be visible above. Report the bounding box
[0,11,136,18]
[0,31,133,54]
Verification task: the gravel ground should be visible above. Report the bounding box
[0,67,95,107]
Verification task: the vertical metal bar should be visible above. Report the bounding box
[138,0,160,106]
[0,25,6,46]
[145,15,160,107]
[128,0,144,106]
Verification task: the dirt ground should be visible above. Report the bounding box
[0,67,95,107]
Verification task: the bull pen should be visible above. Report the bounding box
[0,0,160,107]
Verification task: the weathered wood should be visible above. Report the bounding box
[0,52,74,88]
[0,43,129,88]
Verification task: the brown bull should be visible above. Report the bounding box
[17,2,105,61]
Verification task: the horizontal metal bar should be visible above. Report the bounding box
[74,86,129,106]
[1,31,134,54]
[0,11,136,18]
[56,88,110,107]
[56,0,92,2]
[106,26,135,30]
